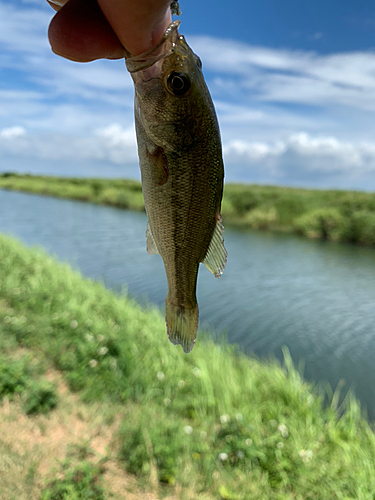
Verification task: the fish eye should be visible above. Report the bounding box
[166,71,191,96]
[195,56,203,69]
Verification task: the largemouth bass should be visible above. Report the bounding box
[126,21,227,353]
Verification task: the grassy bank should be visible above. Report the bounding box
[2,173,375,246]
[2,234,375,498]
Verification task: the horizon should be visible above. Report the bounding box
[4,171,375,194]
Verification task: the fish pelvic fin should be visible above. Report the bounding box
[165,302,198,354]
[202,216,227,278]
[146,221,159,255]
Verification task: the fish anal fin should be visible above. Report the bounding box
[202,216,227,278]
[146,221,159,255]
[165,302,198,354]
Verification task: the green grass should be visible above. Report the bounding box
[41,459,107,500]
[0,173,145,211]
[2,173,375,246]
[1,233,375,498]
[0,236,375,500]
[0,352,58,415]
[22,380,58,415]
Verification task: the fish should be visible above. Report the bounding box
[125,20,227,353]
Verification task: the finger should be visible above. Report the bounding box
[48,0,125,62]
[97,0,172,55]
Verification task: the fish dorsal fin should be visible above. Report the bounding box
[202,217,227,278]
[146,221,159,255]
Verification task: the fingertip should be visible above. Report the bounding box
[48,0,125,62]
[97,0,172,55]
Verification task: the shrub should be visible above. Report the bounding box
[0,355,57,414]
[59,185,93,202]
[226,189,261,216]
[339,193,375,216]
[23,380,58,415]
[274,195,306,225]
[115,191,131,209]
[0,356,29,399]
[341,211,375,245]
[245,208,278,230]
[119,408,187,483]
[40,460,106,500]
[220,196,236,219]
[90,181,103,198]
[97,188,145,211]
[294,208,344,240]
[125,190,145,211]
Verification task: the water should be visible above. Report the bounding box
[1,189,375,416]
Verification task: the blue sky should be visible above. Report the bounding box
[1,0,375,189]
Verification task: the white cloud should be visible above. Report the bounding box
[0,1,134,109]
[0,126,26,139]
[191,34,375,110]
[95,124,137,163]
[1,125,373,180]
[288,133,362,166]
[224,140,286,161]
[96,124,135,147]
[309,32,324,41]
[191,36,314,74]
[215,101,264,124]
[223,133,375,174]
[31,57,134,102]
[0,2,52,55]
[0,123,137,164]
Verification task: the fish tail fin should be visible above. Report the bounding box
[165,302,198,354]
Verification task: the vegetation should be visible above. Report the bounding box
[41,459,106,500]
[23,380,58,415]
[1,233,375,498]
[2,172,375,246]
[0,173,145,211]
[0,354,30,399]
[0,353,58,415]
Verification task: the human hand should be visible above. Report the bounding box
[47,0,172,62]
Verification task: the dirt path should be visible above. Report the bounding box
[0,368,176,500]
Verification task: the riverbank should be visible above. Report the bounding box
[1,173,375,246]
[1,233,375,498]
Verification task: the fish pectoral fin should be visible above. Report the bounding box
[146,221,159,255]
[202,217,227,278]
[148,124,193,154]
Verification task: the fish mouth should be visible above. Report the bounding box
[125,20,181,74]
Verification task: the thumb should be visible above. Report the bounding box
[48,0,126,62]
